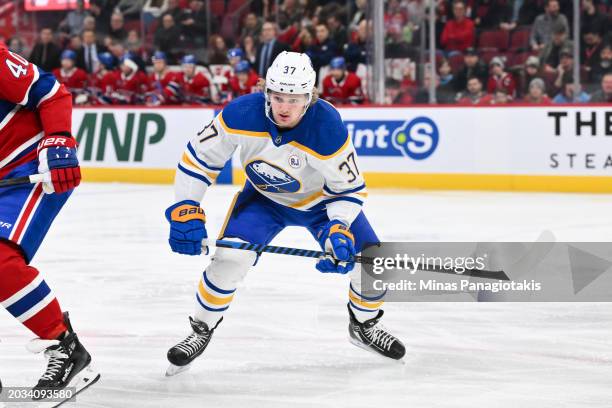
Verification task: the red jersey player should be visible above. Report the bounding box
[321,57,365,105]
[227,60,259,99]
[112,55,150,104]
[487,57,516,97]
[89,52,121,105]
[148,51,181,105]
[0,43,99,400]
[176,54,214,105]
[52,50,89,103]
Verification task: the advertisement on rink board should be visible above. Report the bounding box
[72,106,612,192]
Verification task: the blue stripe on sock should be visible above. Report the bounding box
[349,300,378,313]
[350,283,386,301]
[203,271,235,294]
[6,280,51,317]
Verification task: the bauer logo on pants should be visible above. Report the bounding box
[245,160,301,193]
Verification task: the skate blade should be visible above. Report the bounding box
[348,337,407,365]
[165,363,192,377]
[34,365,101,407]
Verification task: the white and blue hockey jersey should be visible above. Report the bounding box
[174,92,367,226]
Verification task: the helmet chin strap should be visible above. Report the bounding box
[264,89,312,128]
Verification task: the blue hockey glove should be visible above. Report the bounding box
[165,200,207,256]
[316,220,356,274]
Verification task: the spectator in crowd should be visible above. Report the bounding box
[82,15,97,33]
[523,78,551,103]
[29,28,62,72]
[109,12,128,42]
[487,56,516,97]
[143,0,169,27]
[581,0,608,41]
[349,0,368,32]
[76,29,106,74]
[582,27,605,75]
[326,13,348,52]
[384,78,413,104]
[155,13,184,62]
[589,43,612,84]
[552,73,590,103]
[255,21,290,77]
[241,12,263,42]
[53,50,89,102]
[114,56,150,104]
[68,34,83,52]
[89,0,116,35]
[7,36,26,55]
[292,26,316,54]
[472,0,515,31]
[165,0,188,26]
[551,46,574,94]
[115,0,145,19]
[321,57,365,105]
[516,55,543,98]
[456,76,492,104]
[207,34,229,65]
[438,58,454,87]
[589,72,612,103]
[126,30,145,60]
[59,0,91,36]
[182,0,209,46]
[414,71,456,104]
[108,39,145,72]
[307,23,338,76]
[344,19,368,72]
[241,34,257,65]
[540,22,572,74]
[228,60,260,99]
[530,0,568,52]
[453,47,488,92]
[492,89,512,104]
[440,0,475,54]
[176,54,215,104]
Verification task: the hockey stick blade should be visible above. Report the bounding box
[212,239,509,281]
[0,173,47,188]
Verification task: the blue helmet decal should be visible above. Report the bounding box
[245,160,301,193]
[181,54,197,65]
[227,48,244,59]
[152,51,167,62]
[98,52,115,69]
[330,56,345,69]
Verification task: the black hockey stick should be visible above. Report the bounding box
[0,174,45,187]
[214,239,510,281]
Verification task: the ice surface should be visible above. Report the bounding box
[1,184,611,407]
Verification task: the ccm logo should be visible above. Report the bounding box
[41,137,68,147]
[0,222,12,229]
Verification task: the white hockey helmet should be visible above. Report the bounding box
[264,51,316,125]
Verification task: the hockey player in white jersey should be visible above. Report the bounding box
[165,52,405,374]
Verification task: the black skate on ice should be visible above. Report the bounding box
[166,317,222,376]
[28,312,100,407]
[348,304,406,361]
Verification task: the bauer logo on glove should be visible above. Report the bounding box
[165,200,208,256]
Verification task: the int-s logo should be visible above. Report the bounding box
[391,117,439,160]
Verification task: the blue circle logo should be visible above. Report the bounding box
[391,117,439,160]
[245,160,301,193]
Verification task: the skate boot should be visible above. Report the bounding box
[166,317,222,376]
[348,304,406,360]
[28,312,100,404]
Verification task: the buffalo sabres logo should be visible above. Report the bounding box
[246,160,301,193]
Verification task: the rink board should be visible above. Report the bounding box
[73,105,612,192]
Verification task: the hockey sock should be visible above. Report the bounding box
[348,283,385,323]
[194,270,236,327]
[0,241,66,339]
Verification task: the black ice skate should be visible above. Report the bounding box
[348,304,406,361]
[166,317,222,376]
[27,312,100,407]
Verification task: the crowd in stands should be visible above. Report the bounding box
[1,0,611,105]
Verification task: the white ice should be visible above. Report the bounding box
[1,183,611,408]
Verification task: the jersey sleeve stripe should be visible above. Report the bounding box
[178,163,212,186]
[36,78,60,107]
[181,153,218,180]
[17,64,40,106]
[323,196,364,206]
[187,142,224,171]
[323,183,366,196]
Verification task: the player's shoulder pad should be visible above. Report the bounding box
[299,99,349,159]
[219,92,267,134]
